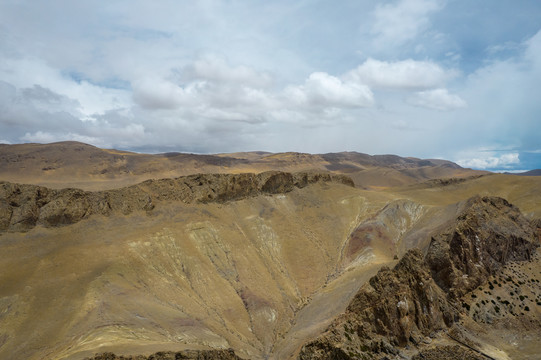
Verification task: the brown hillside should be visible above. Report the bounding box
[0,142,484,190]
[0,143,540,360]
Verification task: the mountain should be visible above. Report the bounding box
[0,141,483,191]
[513,169,541,176]
[0,143,540,360]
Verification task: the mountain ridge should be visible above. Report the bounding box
[0,141,483,191]
[0,171,353,233]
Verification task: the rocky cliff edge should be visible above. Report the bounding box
[0,171,353,233]
[298,196,539,359]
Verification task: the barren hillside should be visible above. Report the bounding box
[0,142,484,191]
[0,143,540,360]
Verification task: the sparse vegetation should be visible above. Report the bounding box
[2,143,541,360]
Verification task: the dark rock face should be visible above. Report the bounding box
[411,345,485,360]
[85,349,242,360]
[531,218,541,242]
[298,196,539,360]
[298,250,456,360]
[426,196,537,299]
[346,250,457,346]
[0,183,52,231]
[0,171,353,233]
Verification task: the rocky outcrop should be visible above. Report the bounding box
[85,349,242,360]
[422,174,485,188]
[426,196,537,299]
[412,345,485,360]
[532,217,541,242]
[298,196,539,359]
[298,250,456,359]
[0,171,354,233]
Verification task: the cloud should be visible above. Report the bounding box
[132,78,196,110]
[20,131,100,145]
[20,84,82,113]
[134,59,374,128]
[0,80,16,111]
[0,82,85,132]
[285,72,374,109]
[19,122,146,149]
[0,0,540,170]
[0,78,148,149]
[456,152,520,170]
[371,0,445,47]
[345,58,458,90]
[182,55,273,88]
[524,29,541,69]
[133,56,278,115]
[449,29,541,159]
[0,57,131,117]
[407,88,466,111]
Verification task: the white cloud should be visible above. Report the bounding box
[198,108,261,123]
[371,0,445,47]
[456,152,520,170]
[133,57,278,114]
[182,55,273,88]
[0,0,539,169]
[0,58,131,117]
[20,122,146,149]
[20,131,101,146]
[345,58,458,90]
[524,29,541,69]
[20,84,82,114]
[452,29,541,160]
[285,72,374,109]
[132,78,199,109]
[135,61,374,128]
[407,88,466,111]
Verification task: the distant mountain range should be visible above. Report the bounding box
[510,169,541,176]
[0,141,485,191]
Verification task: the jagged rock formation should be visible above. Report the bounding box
[532,218,541,241]
[412,345,485,360]
[298,196,539,359]
[298,250,456,359]
[420,174,485,188]
[426,196,537,299]
[86,349,242,360]
[0,171,353,233]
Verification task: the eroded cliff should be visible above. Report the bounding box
[298,196,539,359]
[0,171,353,232]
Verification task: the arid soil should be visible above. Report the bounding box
[0,142,540,360]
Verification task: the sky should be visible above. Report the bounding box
[1,0,540,171]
